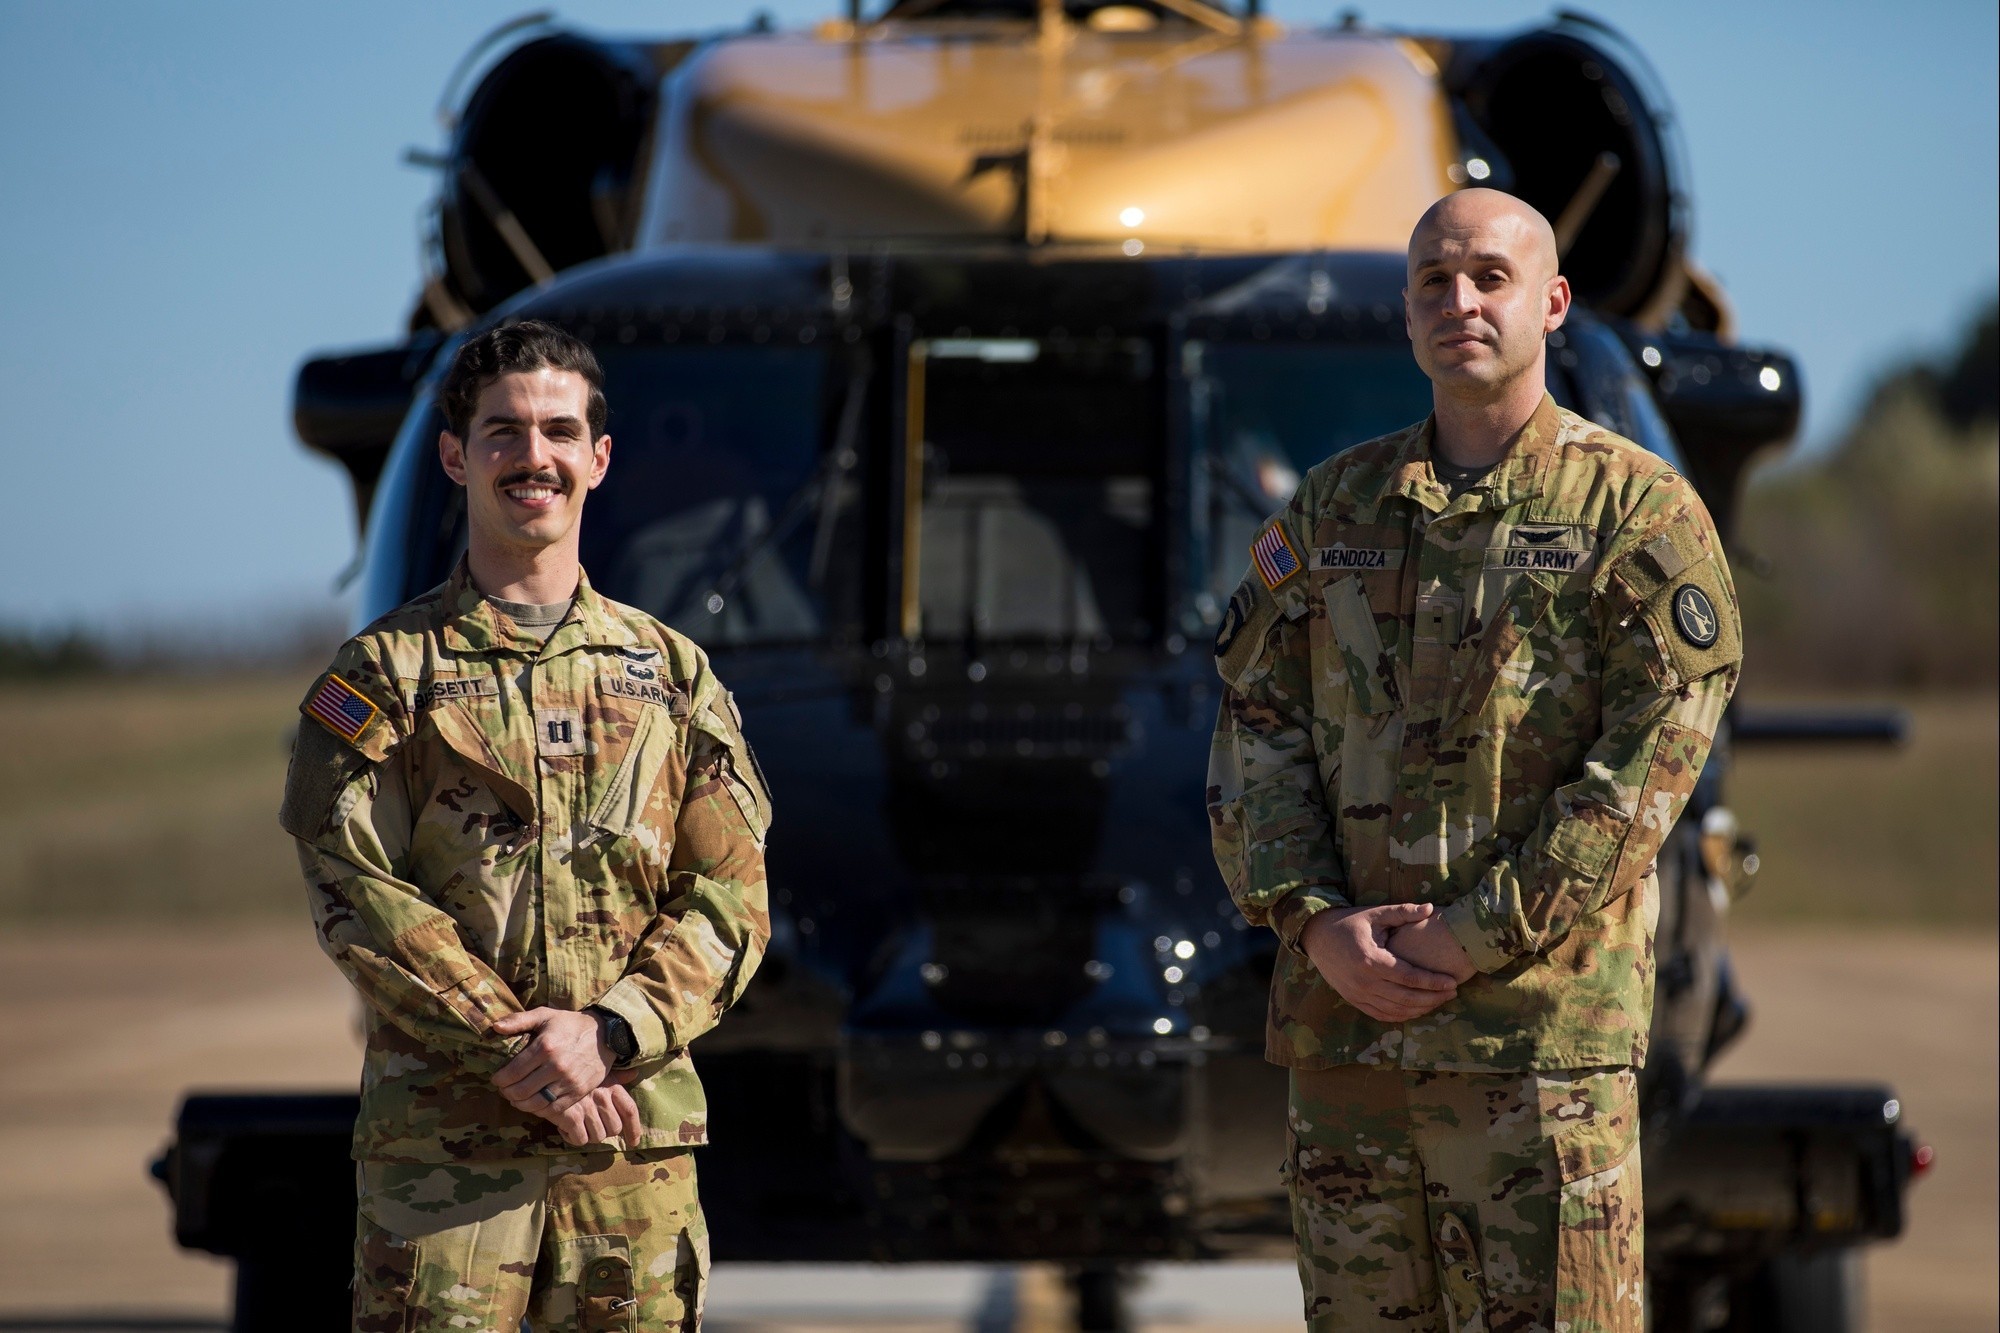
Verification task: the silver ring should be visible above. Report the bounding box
[541,1087,559,1105]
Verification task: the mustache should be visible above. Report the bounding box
[498,470,565,490]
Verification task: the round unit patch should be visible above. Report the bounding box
[1672,584,1720,648]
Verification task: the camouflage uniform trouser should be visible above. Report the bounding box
[1285,1065,1642,1333]
[353,1147,707,1332]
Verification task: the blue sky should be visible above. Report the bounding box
[1,1,1993,633]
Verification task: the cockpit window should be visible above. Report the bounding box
[1187,339,1434,596]
[392,343,854,646]
[911,337,1160,645]
[583,344,850,646]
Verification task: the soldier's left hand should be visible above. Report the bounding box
[1384,915,1479,984]
[489,1008,616,1115]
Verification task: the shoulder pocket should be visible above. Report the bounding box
[279,721,369,841]
[1606,523,1741,689]
[1638,555,1740,688]
[1214,576,1283,693]
[694,703,772,841]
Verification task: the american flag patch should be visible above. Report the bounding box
[1250,523,1303,590]
[306,673,379,743]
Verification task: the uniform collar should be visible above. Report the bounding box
[437,557,638,656]
[1386,392,1562,515]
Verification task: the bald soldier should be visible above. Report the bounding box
[281,321,770,1329]
[1208,190,1740,1331]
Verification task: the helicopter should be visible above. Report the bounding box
[154,4,1920,1329]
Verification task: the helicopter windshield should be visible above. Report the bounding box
[386,342,855,647]
[582,343,855,646]
[1187,339,1435,595]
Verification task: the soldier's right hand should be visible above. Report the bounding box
[1300,904,1460,1023]
[546,1083,643,1149]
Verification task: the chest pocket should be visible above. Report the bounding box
[586,698,680,842]
[1323,575,1403,716]
[426,697,538,828]
[1446,572,1558,730]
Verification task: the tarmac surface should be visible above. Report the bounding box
[0,921,1991,1331]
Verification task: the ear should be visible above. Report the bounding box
[1544,274,1573,333]
[586,434,612,491]
[1402,286,1414,341]
[438,430,468,485]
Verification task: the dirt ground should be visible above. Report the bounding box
[0,922,1990,1332]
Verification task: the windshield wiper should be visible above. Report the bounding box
[701,356,869,616]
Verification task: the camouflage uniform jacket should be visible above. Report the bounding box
[1208,395,1739,1072]
[281,560,772,1162]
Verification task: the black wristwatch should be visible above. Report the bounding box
[590,1007,638,1066]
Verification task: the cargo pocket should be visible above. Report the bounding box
[351,1214,416,1333]
[1431,1206,1490,1333]
[568,1235,638,1333]
[671,1223,712,1333]
[1553,1072,1645,1333]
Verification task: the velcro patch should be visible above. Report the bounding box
[410,675,498,711]
[1250,522,1303,590]
[1213,579,1280,692]
[600,673,691,714]
[1311,546,1404,572]
[536,707,587,756]
[1509,523,1586,547]
[1644,534,1693,580]
[1635,556,1740,686]
[305,673,379,744]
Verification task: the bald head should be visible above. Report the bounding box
[1408,189,1560,286]
[1402,189,1572,416]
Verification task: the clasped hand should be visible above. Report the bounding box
[1300,903,1479,1024]
[490,1008,640,1149]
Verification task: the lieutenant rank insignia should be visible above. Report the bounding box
[306,672,380,743]
[1250,522,1302,591]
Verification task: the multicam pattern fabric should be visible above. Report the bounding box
[282,559,771,1162]
[1286,1064,1642,1332]
[354,1147,707,1332]
[1209,395,1740,1071]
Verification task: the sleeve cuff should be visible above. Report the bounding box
[1270,886,1351,955]
[595,976,674,1065]
[1440,891,1522,975]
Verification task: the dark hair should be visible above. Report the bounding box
[439,319,607,440]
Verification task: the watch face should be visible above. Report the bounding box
[607,1015,637,1060]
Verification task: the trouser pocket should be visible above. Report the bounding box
[351,1214,416,1333]
[1431,1205,1489,1333]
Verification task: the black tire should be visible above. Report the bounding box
[1724,1249,1862,1333]
[1073,1265,1131,1332]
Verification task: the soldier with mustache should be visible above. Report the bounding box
[282,320,770,1329]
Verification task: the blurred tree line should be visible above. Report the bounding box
[1737,298,1999,690]
[0,630,108,679]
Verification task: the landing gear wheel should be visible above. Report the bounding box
[1724,1249,1862,1333]
[1071,1265,1133,1332]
